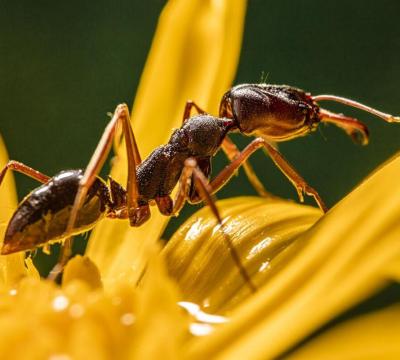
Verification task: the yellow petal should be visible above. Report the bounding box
[63,255,103,290]
[127,245,188,359]
[287,305,400,359]
[184,153,400,359]
[163,196,322,312]
[0,247,187,359]
[87,0,247,287]
[0,135,26,286]
[384,255,400,282]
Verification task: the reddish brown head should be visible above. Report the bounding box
[219,84,320,141]
[220,83,399,145]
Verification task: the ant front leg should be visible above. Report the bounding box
[189,138,327,213]
[49,104,147,280]
[181,100,271,198]
[221,136,273,198]
[260,141,328,212]
[0,160,50,187]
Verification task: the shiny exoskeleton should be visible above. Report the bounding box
[2,170,108,254]
[1,114,234,254]
[1,83,398,288]
[136,114,234,206]
[220,84,321,139]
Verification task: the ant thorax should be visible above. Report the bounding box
[136,114,233,204]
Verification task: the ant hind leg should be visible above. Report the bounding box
[48,104,144,280]
[0,160,50,186]
[168,158,257,293]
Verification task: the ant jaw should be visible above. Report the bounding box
[319,108,369,146]
[388,115,400,123]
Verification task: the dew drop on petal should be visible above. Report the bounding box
[49,354,71,360]
[8,288,17,296]
[190,322,215,336]
[52,295,69,312]
[120,313,135,326]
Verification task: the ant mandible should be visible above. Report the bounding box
[0,83,398,291]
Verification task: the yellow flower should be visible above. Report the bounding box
[0,1,399,359]
[165,154,400,359]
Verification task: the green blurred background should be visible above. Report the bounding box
[1,1,399,277]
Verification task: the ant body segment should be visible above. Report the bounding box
[1,84,398,291]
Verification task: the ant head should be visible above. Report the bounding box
[220,84,320,141]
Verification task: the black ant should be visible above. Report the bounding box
[1,84,398,291]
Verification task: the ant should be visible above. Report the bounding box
[0,84,398,291]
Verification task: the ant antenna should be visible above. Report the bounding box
[312,95,400,123]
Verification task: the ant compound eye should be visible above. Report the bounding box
[297,102,310,115]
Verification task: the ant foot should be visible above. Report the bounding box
[129,205,151,226]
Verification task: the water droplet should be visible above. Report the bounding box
[52,295,69,312]
[49,354,71,360]
[120,313,135,326]
[189,322,214,336]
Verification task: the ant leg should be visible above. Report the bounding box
[261,141,327,212]
[0,160,50,186]
[153,159,197,217]
[221,136,273,198]
[48,104,144,280]
[165,158,257,293]
[319,109,369,145]
[180,100,272,198]
[180,101,272,199]
[190,138,327,212]
[182,100,207,122]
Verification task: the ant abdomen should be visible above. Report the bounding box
[1,169,109,254]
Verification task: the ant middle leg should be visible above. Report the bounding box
[0,160,50,187]
[221,136,273,198]
[49,104,147,280]
[182,100,207,122]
